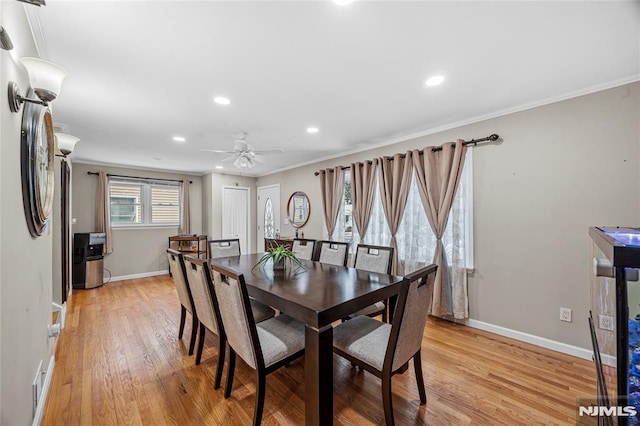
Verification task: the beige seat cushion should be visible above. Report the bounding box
[352,301,385,317]
[333,315,391,371]
[257,314,305,367]
[251,300,276,323]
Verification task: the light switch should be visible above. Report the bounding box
[284,218,289,225]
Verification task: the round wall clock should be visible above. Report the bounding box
[21,97,55,237]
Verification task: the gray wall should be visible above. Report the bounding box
[72,163,203,277]
[0,3,56,424]
[257,82,640,350]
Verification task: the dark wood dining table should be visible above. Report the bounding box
[210,253,405,426]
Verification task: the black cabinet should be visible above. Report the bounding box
[590,226,640,425]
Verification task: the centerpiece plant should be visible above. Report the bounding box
[253,244,302,271]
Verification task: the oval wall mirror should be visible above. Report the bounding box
[287,191,310,228]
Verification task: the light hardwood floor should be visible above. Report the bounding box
[42,275,596,425]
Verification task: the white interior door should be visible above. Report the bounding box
[222,186,249,253]
[257,184,280,252]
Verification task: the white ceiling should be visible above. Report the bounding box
[32,1,639,176]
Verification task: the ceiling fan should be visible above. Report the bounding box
[201,133,283,169]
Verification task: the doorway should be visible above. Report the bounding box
[257,184,280,252]
[222,186,250,254]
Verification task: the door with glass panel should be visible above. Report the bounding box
[257,184,280,252]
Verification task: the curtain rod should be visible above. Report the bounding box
[313,133,499,176]
[87,171,193,184]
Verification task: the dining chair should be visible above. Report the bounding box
[182,256,276,388]
[350,244,395,322]
[209,262,305,426]
[166,249,198,355]
[315,240,349,266]
[208,238,241,259]
[291,238,316,260]
[333,263,438,426]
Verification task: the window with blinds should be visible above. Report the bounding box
[109,178,180,227]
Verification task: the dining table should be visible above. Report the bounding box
[210,253,405,426]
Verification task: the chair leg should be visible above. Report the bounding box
[382,375,395,426]
[214,334,226,390]
[413,351,427,404]
[188,314,198,356]
[195,323,206,365]
[382,301,388,323]
[253,371,266,426]
[225,349,236,399]
[178,305,186,339]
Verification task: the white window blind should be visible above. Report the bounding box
[109,178,180,227]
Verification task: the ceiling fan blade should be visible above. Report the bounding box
[253,155,264,163]
[200,148,236,154]
[221,156,237,162]
[253,148,284,154]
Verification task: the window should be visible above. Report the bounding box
[333,150,474,273]
[109,178,180,227]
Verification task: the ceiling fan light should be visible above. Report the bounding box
[233,156,254,169]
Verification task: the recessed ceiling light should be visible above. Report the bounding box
[425,75,445,87]
[333,0,354,5]
[153,157,162,160]
[172,136,186,142]
[215,166,224,170]
[307,127,319,134]
[214,96,230,105]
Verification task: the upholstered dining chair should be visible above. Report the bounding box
[350,244,395,322]
[166,249,198,355]
[209,262,305,426]
[333,264,438,426]
[315,240,349,266]
[291,238,316,260]
[182,256,275,388]
[208,238,241,259]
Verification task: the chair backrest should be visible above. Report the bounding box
[209,239,241,259]
[385,264,437,372]
[166,249,195,314]
[353,244,394,275]
[182,256,221,335]
[292,238,316,261]
[209,262,263,371]
[316,240,349,266]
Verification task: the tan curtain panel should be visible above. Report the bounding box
[179,180,191,235]
[95,171,113,254]
[412,140,467,317]
[376,152,413,274]
[319,167,345,240]
[350,161,377,242]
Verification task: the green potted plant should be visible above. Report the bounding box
[253,244,302,271]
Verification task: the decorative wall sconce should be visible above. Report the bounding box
[16,0,46,6]
[55,133,80,157]
[8,57,68,113]
[0,26,13,51]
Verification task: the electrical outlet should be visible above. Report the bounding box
[560,307,572,322]
[599,314,615,331]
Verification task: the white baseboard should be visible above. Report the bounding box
[108,270,168,283]
[464,319,614,366]
[32,355,55,426]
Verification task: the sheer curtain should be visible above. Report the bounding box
[365,150,472,319]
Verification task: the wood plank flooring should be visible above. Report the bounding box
[42,275,596,425]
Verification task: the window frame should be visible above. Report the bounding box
[109,178,181,229]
